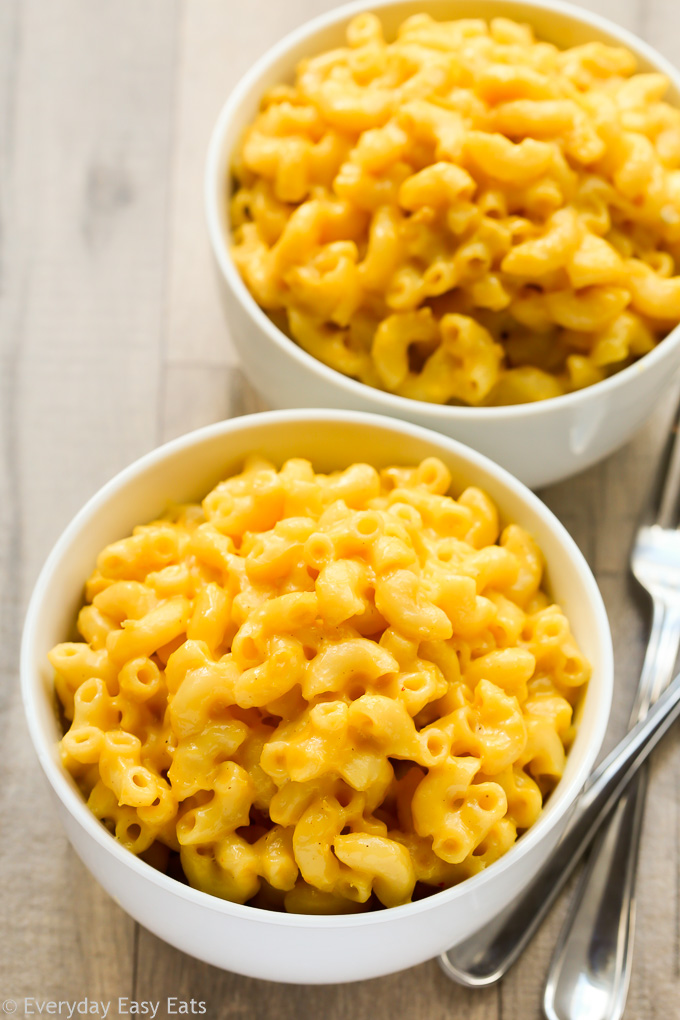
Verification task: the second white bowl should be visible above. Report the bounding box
[206,0,680,489]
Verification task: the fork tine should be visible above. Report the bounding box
[647,393,680,529]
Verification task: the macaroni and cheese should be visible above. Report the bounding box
[230,13,680,405]
[51,456,590,912]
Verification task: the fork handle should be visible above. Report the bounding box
[542,768,648,1020]
[543,603,680,1020]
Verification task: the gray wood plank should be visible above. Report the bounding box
[0,0,179,1004]
[164,0,353,367]
[133,932,500,1020]
[161,363,266,443]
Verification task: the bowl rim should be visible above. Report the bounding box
[21,407,614,929]
[205,0,680,421]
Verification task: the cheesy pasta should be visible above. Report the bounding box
[230,13,680,405]
[51,456,590,912]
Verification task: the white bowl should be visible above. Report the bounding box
[205,0,680,490]
[22,409,613,983]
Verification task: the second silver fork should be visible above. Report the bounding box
[543,404,680,1020]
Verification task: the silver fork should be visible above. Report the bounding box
[543,404,680,1020]
[438,396,680,994]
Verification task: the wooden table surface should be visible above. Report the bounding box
[3,1,680,1017]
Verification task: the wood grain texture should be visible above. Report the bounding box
[0,0,178,1007]
[164,0,345,368]
[3,0,680,1017]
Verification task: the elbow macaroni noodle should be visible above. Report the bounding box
[51,455,590,913]
[230,13,680,405]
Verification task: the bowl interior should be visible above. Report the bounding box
[206,0,680,424]
[214,0,680,217]
[24,411,612,900]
